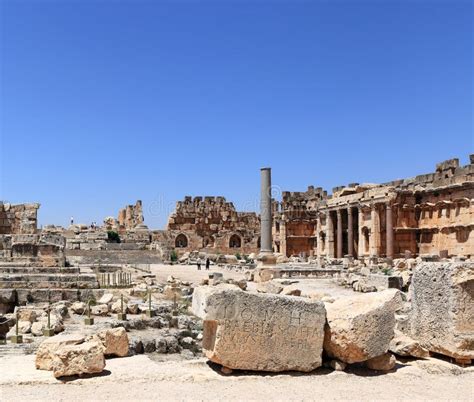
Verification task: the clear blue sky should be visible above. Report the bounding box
[1,0,472,229]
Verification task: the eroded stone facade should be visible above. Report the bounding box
[275,156,474,259]
[163,196,260,255]
[0,202,39,235]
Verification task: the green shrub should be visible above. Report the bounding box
[235,252,242,260]
[107,231,121,243]
[381,267,393,276]
[170,249,178,262]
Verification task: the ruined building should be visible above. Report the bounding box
[0,202,66,267]
[154,156,473,260]
[275,156,474,260]
[160,196,260,255]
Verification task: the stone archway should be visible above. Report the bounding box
[175,233,188,248]
[229,234,242,248]
[202,235,215,248]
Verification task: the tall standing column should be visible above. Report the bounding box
[336,209,343,258]
[347,206,354,257]
[358,207,365,256]
[370,203,380,257]
[326,211,335,257]
[260,167,273,253]
[316,214,321,258]
[386,203,394,259]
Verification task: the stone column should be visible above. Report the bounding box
[315,215,321,258]
[347,206,353,257]
[260,168,273,253]
[280,218,287,257]
[336,209,343,258]
[370,203,380,257]
[358,207,365,256]
[326,211,335,257]
[386,203,394,259]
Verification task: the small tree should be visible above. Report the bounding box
[107,231,121,243]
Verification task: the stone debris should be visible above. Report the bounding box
[196,286,326,372]
[365,353,396,372]
[389,330,429,358]
[51,340,105,378]
[90,327,129,357]
[36,334,86,371]
[324,289,403,364]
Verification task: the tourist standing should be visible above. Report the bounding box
[205,258,210,270]
[197,258,202,270]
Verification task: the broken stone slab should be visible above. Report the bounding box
[324,289,403,364]
[408,262,474,363]
[36,334,86,370]
[51,340,105,378]
[98,293,114,304]
[256,281,283,294]
[89,327,129,357]
[197,286,326,372]
[70,301,86,314]
[365,353,396,371]
[91,304,109,316]
[389,330,429,358]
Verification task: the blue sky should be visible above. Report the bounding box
[1,0,472,229]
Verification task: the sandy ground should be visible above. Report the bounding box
[1,354,473,401]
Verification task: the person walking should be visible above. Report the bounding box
[205,258,210,270]
[197,258,202,271]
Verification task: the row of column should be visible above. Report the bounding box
[319,203,394,259]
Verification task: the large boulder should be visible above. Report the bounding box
[36,334,86,370]
[324,289,403,364]
[408,262,474,362]
[196,286,326,372]
[91,327,129,357]
[51,340,105,378]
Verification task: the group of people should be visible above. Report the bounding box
[196,258,211,270]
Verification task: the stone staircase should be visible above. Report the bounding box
[0,265,100,307]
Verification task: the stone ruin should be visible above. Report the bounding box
[274,155,474,261]
[154,196,260,256]
[0,156,472,381]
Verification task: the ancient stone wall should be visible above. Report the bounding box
[118,200,144,231]
[0,202,39,234]
[166,196,260,255]
[275,155,474,259]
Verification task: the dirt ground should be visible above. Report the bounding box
[2,266,472,401]
[148,263,246,284]
[1,354,473,401]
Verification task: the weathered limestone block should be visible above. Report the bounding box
[70,301,86,314]
[365,353,396,371]
[91,327,129,357]
[36,334,86,370]
[409,262,474,361]
[191,284,241,319]
[51,340,105,378]
[91,304,109,316]
[389,330,429,358]
[31,321,46,336]
[98,293,114,304]
[324,289,403,364]
[196,287,326,372]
